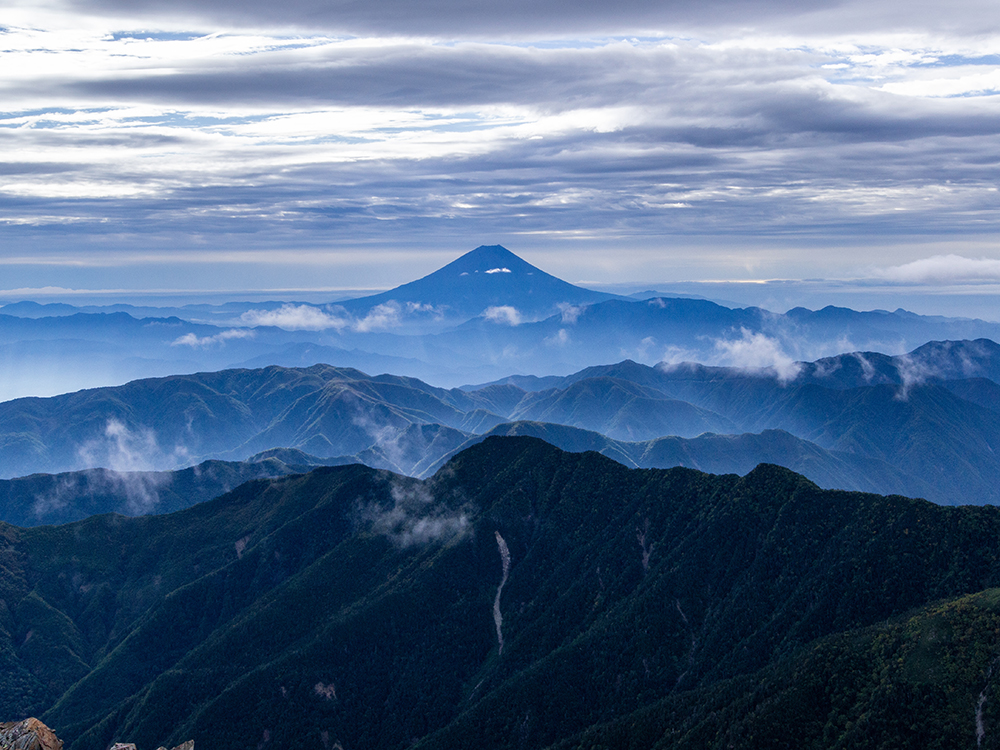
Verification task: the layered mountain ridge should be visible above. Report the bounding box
[1,338,997,507]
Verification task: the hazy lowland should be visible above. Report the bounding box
[2,246,1000,748]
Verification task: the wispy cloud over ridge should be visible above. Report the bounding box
[172,328,256,347]
[236,302,404,331]
[483,306,523,326]
[240,304,350,331]
[712,328,803,383]
[362,478,471,548]
[72,418,189,513]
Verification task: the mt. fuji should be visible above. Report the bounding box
[336,244,617,321]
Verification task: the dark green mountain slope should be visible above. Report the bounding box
[555,588,1000,750]
[3,439,1000,748]
[428,422,935,500]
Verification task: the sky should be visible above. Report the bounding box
[2,0,1000,312]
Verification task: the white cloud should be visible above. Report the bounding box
[485,267,511,274]
[240,304,350,331]
[483,305,522,326]
[880,70,1000,98]
[545,328,570,346]
[405,301,442,315]
[171,328,255,347]
[73,419,190,513]
[354,301,402,332]
[364,479,470,548]
[851,352,876,382]
[558,302,585,323]
[235,300,408,333]
[657,344,701,365]
[874,255,1000,284]
[713,328,802,383]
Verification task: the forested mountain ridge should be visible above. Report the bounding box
[0,422,935,528]
[4,438,1000,748]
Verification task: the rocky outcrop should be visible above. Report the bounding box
[0,720,192,750]
[0,719,63,750]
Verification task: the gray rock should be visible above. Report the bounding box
[0,718,63,750]
[0,718,191,750]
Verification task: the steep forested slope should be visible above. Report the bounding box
[2,439,1000,748]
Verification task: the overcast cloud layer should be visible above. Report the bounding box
[1,0,999,295]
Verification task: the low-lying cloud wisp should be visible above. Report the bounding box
[712,328,803,383]
[363,479,471,548]
[483,305,522,326]
[892,339,991,399]
[558,303,585,324]
[240,304,351,331]
[172,328,256,348]
[73,419,189,513]
[32,467,174,519]
[354,302,402,332]
[875,255,1000,285]
[238,301,412,333]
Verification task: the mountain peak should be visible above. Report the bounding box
[336,245,616,320]
[441,245,536,276]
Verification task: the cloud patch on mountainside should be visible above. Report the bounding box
[654,328,803,383]
[484,306,523,326]
[715,330,800,383]
[70,420,186,513]
[361,478,471,548]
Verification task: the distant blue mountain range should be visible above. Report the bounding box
[1,339,998,509]
[3,245,1000,401]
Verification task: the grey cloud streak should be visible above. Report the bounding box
[65,43,792,112]
[3,141,999,259]
[47,0,842,37]
[40,0,1000,38]
[65,40,991,136]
